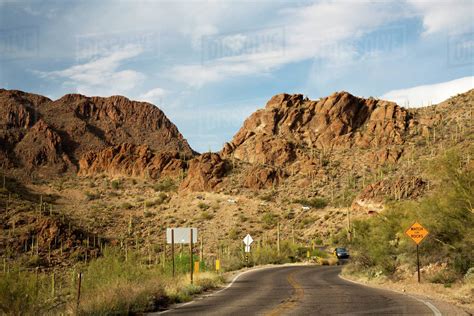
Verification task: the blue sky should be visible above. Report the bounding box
[0,0,473,152]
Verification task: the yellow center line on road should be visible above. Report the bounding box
[265,270,305,316]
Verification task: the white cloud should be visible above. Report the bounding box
[406,0,473,35]
[380,76,474,107]
[39,44,145,96]
[170,1,409,87]
[138,87,167,105]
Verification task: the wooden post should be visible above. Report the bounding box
[162,241,166,269]
[76,272,82,313]
[277,222,281,255]
[190,229,194,284]
[51,273,55,297]
[292,225,295,245]
[171,229,175,277]
[200,236,203,262]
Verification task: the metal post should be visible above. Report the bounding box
[416,244,420,283]
[171,229,175,278]
[190,229,194,284]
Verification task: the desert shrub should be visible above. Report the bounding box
[78,249,165,314]
[121,202,133,210]
[228,228,239,240]
[283,210,295,219]
[197,202,210,211]
[429,270,458,285]
[111,180,121,190]
[85,191,100,201]
[238,214,248,222]
[200,211,214,220]
[0,266,53,314]
[153,178,176,192]
[261,212,278,228]
[144,211,155,218]
[293,197,327,209]
[260,192,275,202]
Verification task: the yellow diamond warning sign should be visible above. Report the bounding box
[405,221,429,245]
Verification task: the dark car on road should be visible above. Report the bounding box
[334,247,349,259]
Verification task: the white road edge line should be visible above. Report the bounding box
[339,274,442,316]
[155,265,286,315]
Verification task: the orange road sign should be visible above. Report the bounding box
[405,221,429,245]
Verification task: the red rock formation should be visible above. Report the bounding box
[243,165,286,189]
[13,119,72,173]
[180,153,229,191]
[222,92,410,167]
[78,143,185,179]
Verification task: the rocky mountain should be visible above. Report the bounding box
[1,87,472,211]
[215,89,472,210]
[0,89,194,178]
[222,92,411,167]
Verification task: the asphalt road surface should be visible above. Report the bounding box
[158,265,441,316]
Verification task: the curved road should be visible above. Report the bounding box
[158,265,440,315]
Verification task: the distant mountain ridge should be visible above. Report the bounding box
[0,89,194,178]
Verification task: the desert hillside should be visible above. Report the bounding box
[0,88,472,268]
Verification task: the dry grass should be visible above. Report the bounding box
[77,278,165,315]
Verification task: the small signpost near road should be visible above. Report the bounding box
[405,221,429,283]
[166,228,198,283]
[243,234,253,266]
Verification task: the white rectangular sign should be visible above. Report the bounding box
[166,228,198,244]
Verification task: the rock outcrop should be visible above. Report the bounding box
[78,143,185,179]
[222,92,410,167]
[243,165,286,189]
[13,119,72,173]
[180,153,229,191]
[352,176,426,213]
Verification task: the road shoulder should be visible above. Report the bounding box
[339,273,474,316]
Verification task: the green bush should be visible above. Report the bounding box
[197,202,210,211]
[0,267,53,314]
[261,212,278,228]
[153,178,176,192]
[111,180,121,190]
[200,211,214,220]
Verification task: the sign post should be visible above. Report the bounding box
[171,229,175,277]
[405,221,429,283]
[243,234,253,267]
[166,228,198,282]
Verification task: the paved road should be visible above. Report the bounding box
[158,265,439,316]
